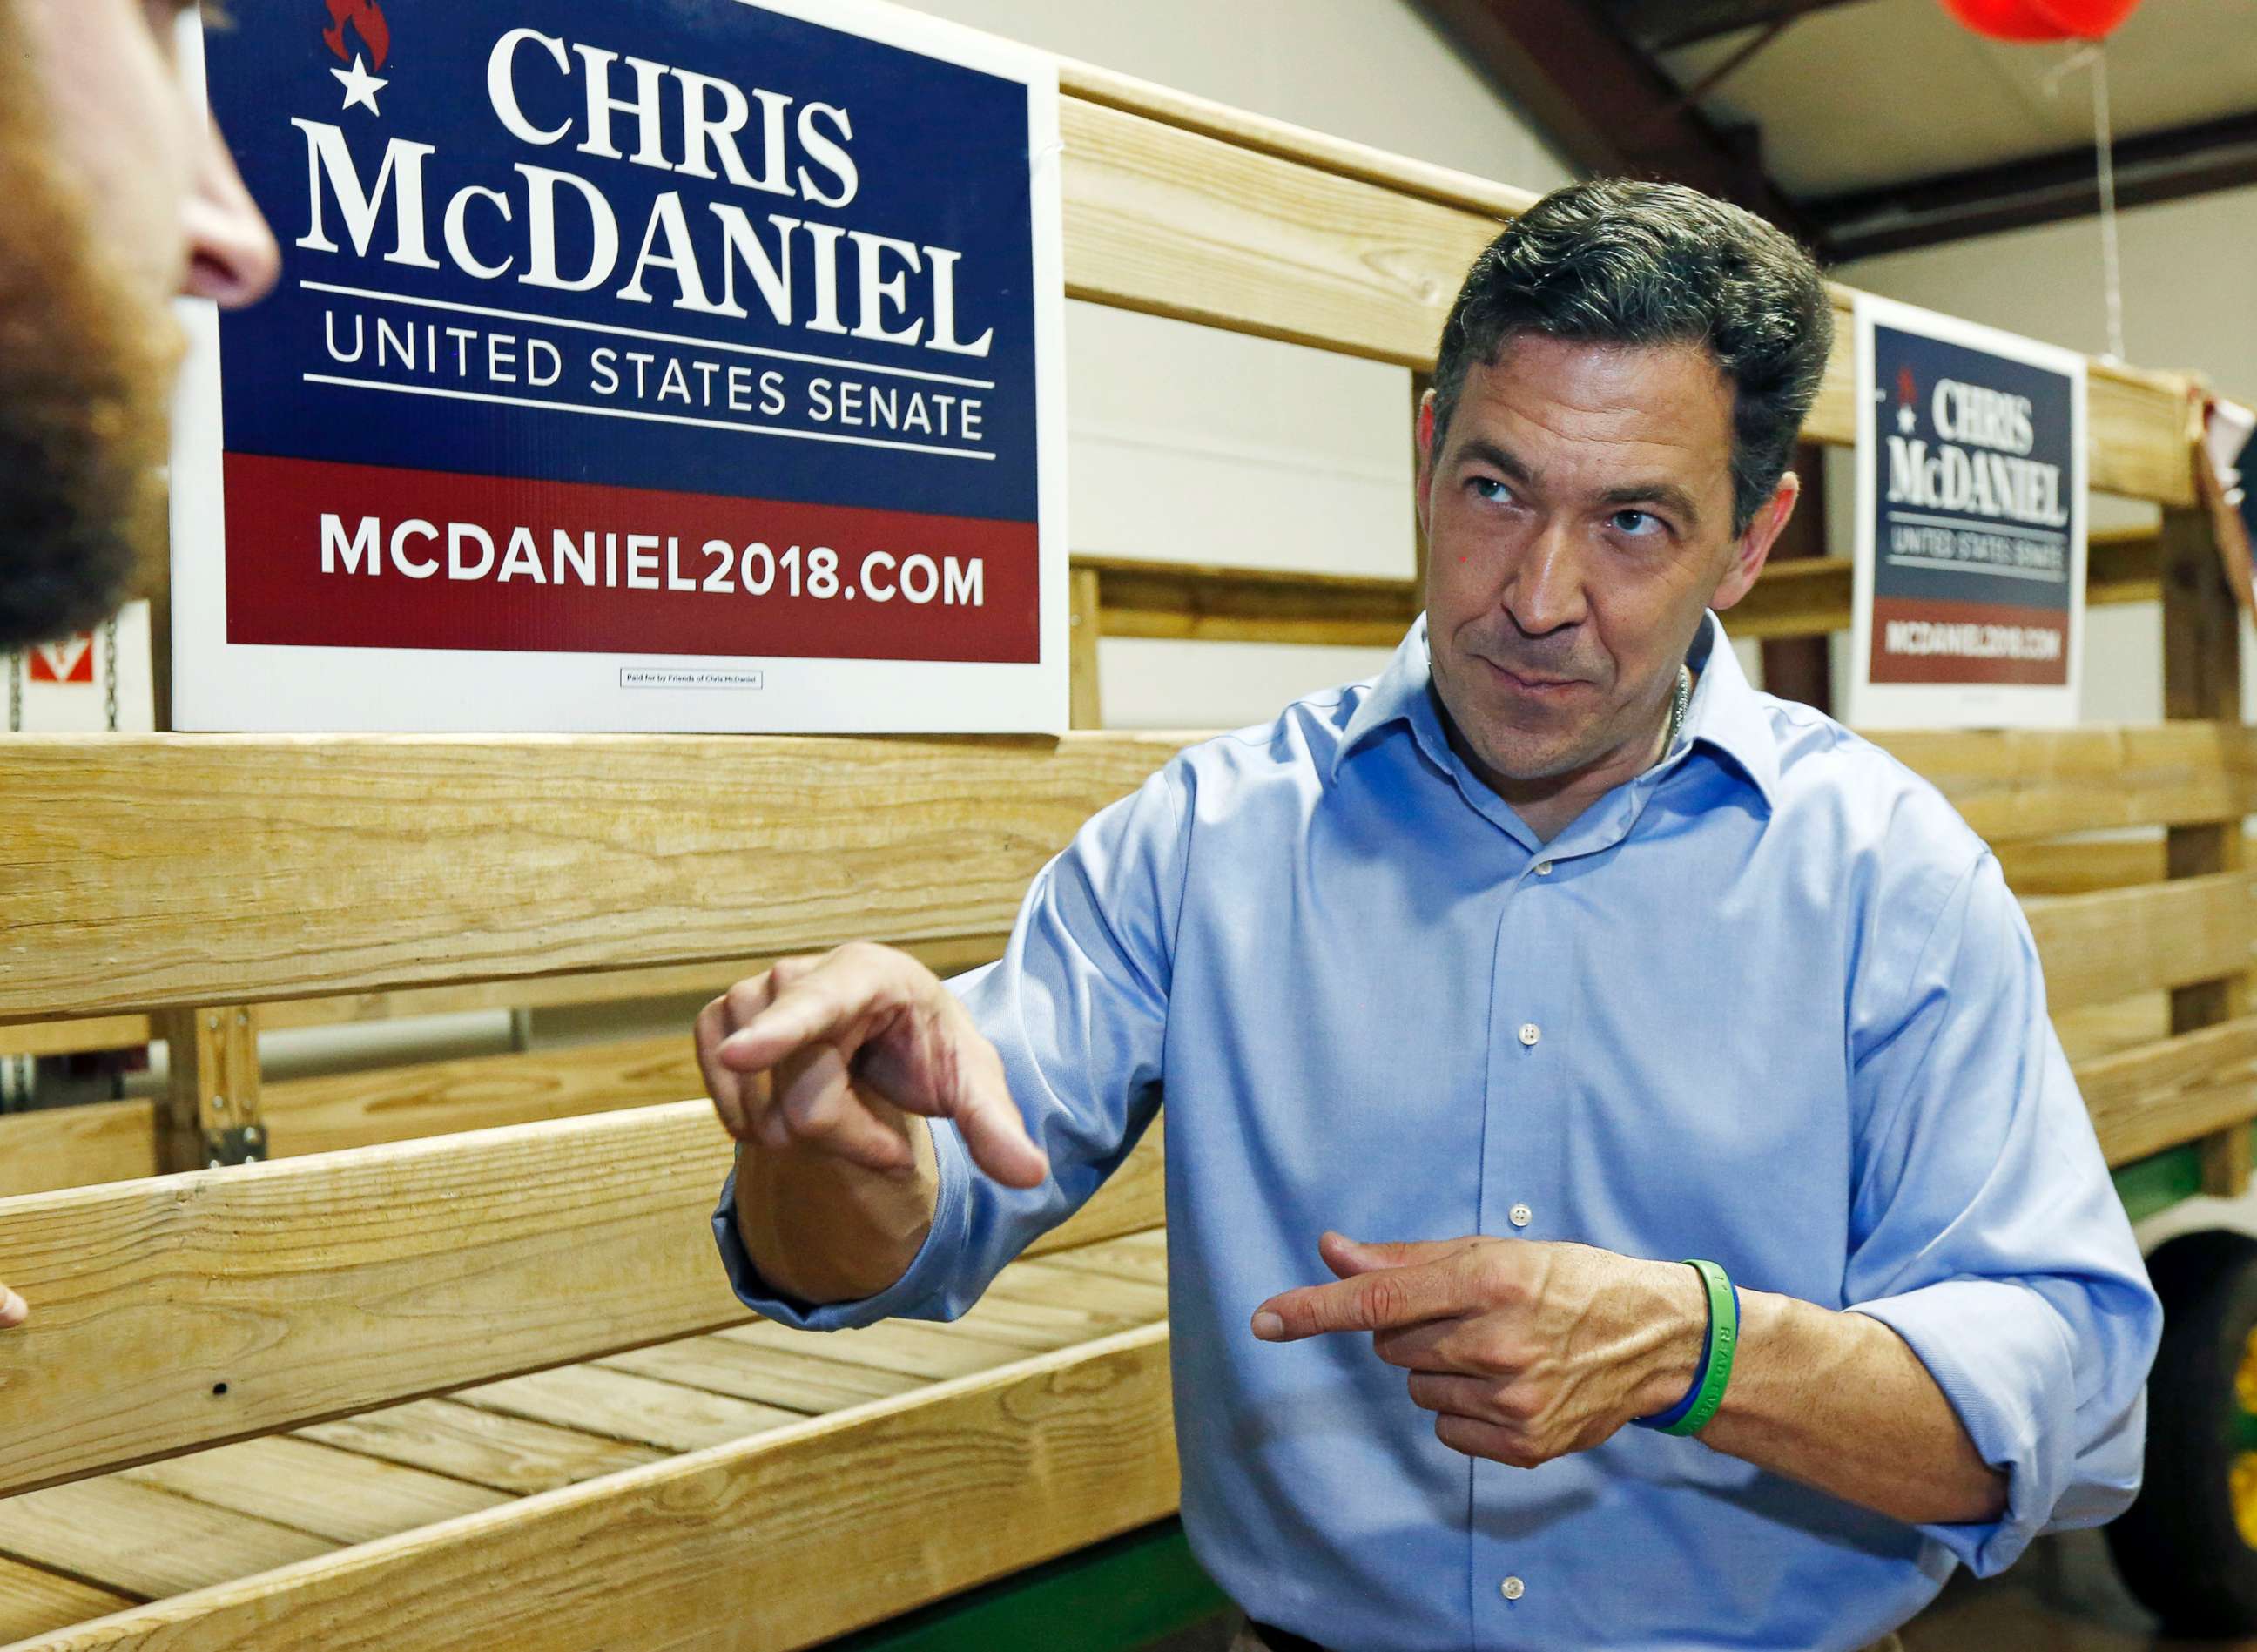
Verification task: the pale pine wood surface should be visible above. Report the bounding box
[0,1104,158,1201]
[0,734,1177,1022]
[0,1114,1163,1500]
[0,1567,131,1649]
[2024,873,2256,1012]
[293,1400,664,1497]
[0,1231,1172,1648]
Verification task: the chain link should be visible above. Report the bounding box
[103,615,119,732]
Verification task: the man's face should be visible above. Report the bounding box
[1417,334,1789,797]
[0,0,278,649]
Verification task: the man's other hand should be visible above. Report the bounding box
[696,941,1049,1190]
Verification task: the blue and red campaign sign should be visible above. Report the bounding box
[1849,295,2086,729]
[171,0,1066,732]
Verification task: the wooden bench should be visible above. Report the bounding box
[0,43,2242,1652]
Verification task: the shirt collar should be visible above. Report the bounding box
[1331,610,1780,809]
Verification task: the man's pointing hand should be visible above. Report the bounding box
[1251,1231,1708,1470]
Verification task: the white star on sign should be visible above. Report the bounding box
[332,53,387,115]
[1896,403,1917,435]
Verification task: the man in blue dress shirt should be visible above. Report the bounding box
[697,179,2162,1651]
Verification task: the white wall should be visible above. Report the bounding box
[897,0,1576,729]
[1837,183,2257,724]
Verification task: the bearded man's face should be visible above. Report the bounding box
[0,0,277,650]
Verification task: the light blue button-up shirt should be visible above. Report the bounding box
[715,613,2161,1651]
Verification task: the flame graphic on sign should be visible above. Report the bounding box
[1897,365,1917,410]
[322,0,390,71]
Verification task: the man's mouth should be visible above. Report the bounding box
[1480,658,1587,696]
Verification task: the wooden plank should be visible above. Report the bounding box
[593,1337,926,1415]
[120,1438,505,1547]
[259,1035,699,1161]
[0,1562,132,1647]
[715,1318,1041,1386]
[152,1007,259,1174]
[0,734,1178,1022]
[0,1105,158,1201]
[2024,873,2256,1012]
[1055,88,2197,503]
[1089,557,1418,649]
[450,1366,803,1456]
[0,1018,151,1061]
[0,1102,738,1500]
[2159,502,2256,1197]
[8,1325,1176,1652]
[293,1400,661,1498]
[2081,1018,2257,1167]
[0,1480,331,1602]
[2053,993,2171,1065]
[1061,96,1498,370]
[1070,566,1102,730]
[0,1109,1162,1498]
[1996,833,2166,897]
[1868,723,2255,844]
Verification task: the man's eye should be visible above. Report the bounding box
[1469,477,1513,504]
[1609,509,1662,536]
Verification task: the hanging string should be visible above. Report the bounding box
[2045,43,2127,364]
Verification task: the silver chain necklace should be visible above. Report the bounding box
[1662,664,1692,755]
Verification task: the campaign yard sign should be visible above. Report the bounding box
[171,0,1066,732]
[1849,294,2086,729]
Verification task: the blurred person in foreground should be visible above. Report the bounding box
[696,181,2161,1652]
[0,0,280,1326]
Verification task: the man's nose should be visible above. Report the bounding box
[180,118,280,308]
[1500,521,1587,638]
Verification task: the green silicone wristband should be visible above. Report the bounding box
[1661,1259,1737,1438]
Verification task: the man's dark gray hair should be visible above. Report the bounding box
[1428,179,1833,537]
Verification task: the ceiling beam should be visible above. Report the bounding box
[1601,0,1872,53]
[1413,0,1810,238]
[1809,110,2257,262]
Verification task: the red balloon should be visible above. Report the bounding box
[1937,0,2142,38]
[2028,0,2142,37]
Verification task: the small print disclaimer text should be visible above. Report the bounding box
[620,668,765,691]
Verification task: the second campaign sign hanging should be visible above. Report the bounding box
[171,0,1066,732]
[1849,294,2086,729]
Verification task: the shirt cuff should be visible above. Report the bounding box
[710,1119,973,1332]
[1843,1277,2074,1577]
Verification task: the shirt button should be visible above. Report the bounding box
[1500,1576,1526,1601]
[1509,1203,1533,1228]
[1518,1022,1540,1047]
[1533,860,1553,876]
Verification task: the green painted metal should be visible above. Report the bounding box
[2113,1139,2225,1224]
[823,1518,1230,1652]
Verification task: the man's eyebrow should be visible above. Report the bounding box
[1450,439,1535,485]
[1598,480,1704,529]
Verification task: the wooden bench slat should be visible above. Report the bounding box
[118,1437,506,1549]
[0,1105,158,1202]
[0,1565,132,1649]
[293,1401,662,1499]
[259,1034,700,1161]
[1870,724,2256,844]
[449,1366,805,1458]
[2025,873,2256,1011]
[0,1480,330,1604]
[592,1338,925,1415]
[0,1105,1163,1500]
[5,1326,1175,1652]
[2079,1016,2257,1167]
[0,734,1176,1023]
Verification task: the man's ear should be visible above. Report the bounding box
[1711,471,1800,612]
[1414,391,1438,543]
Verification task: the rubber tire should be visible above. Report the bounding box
[2106,1228,2257,1635]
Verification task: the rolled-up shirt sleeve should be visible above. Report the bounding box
[712,756,1193,1332]
[1839,849,2163,1577]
